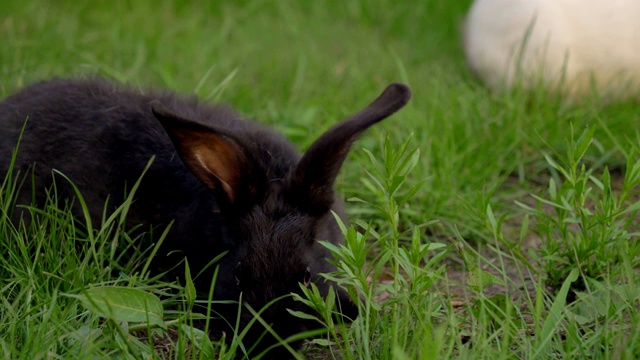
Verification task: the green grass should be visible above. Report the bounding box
[2,0,640,358]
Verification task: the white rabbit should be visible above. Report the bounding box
[463,0,640,100]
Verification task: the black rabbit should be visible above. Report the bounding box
[0,77,411,356]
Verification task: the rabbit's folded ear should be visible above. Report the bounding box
[291,83,412,214]
[151,101,257,209]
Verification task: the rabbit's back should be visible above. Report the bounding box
[463,0,640,99]
[0,78,298,254]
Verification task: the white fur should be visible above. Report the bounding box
[463,0,640,100]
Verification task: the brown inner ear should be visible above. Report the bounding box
[173,131,245,205]
[151,101,255,208]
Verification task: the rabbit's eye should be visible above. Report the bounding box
[234,261,241,286]
[302,267,311,288]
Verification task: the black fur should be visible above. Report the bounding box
[0,77,411,356]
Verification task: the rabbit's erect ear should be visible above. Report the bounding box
[151,101,256,209]
[292,83,412,214]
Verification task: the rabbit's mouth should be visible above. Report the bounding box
[234,298,321,353]
[239,322,308,358]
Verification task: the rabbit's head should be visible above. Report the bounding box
[150,83,411,354]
